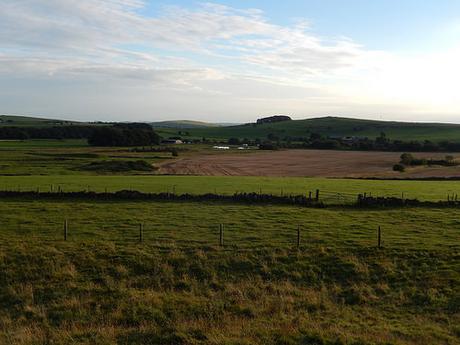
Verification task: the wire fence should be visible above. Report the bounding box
[2,218,459,252]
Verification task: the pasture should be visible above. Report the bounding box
[2,175,460,203]
[0,199,459,344]
[1,199,459,250]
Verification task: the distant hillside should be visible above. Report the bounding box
[151,120,238,129]
[0,115,82,127]
[4,115,460,143]
[159,116,460,142]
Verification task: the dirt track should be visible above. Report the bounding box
[159,149,460,178]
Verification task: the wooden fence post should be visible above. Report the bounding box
[64,219,68,241]
[297,225,301,248]
[378,226,381,248]
[139,223,143,242]
[219,224,224,247]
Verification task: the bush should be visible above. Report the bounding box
[259,143,279,150]
[393,164,405,172]
[400,153,414,165]
[78,160,155,172]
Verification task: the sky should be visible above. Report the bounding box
[1,0,460,123]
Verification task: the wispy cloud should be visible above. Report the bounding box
[0,1,373,79]
[0,0,459,121]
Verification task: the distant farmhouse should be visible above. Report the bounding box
[256,115,292,124]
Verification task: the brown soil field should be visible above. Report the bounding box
[158,149,460,178]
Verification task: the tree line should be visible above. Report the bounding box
[87,124,160,146]
[0,123,161,146]
[234,132,460,152]
[0,125,96,140]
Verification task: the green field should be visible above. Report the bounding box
[155,116,460,142]
[0,199,459,344]
[1,175,460,203]
[0,139,178,175]
[1,199,459,250]
[1,138,459,344]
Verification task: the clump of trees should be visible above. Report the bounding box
[399,153,458,167]
[87,124,160,147]
[256,115,291,124]
[258,142,279,150]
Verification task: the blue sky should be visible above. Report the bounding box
[146,1,460,51]
[1,0,460,122]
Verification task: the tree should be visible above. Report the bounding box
[400,153,414,165]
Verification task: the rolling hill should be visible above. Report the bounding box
[0,114,81,127]
[154,116,460,142]
[149,120,238,128]
[3,114,460,142]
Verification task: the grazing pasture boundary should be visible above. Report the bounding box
[1,189,460,208]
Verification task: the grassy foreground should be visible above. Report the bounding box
[0,199,459,344]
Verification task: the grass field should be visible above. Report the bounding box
[1,199,459,250]
[0,199,459,344]
[0,139,178,175]
[1,175,460,203]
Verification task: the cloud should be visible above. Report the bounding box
[0,1,459,121]
[0,1,372,78]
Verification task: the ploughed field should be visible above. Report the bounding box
[0,199,459,344]
[159,149,460,178]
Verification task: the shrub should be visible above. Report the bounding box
[78,160,155,172]
[400,153,414,165]
[259,143,279,150]
[393,164,405,172]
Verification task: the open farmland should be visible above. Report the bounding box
[159,149,460,178]
[154,116,460,142]
[0,199,459,344]
[1,138,460,345]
